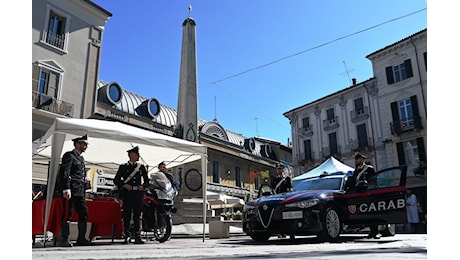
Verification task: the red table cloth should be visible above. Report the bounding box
[32,197,123,239]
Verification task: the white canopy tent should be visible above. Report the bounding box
[32,118,208,241]
[292,156,354,186]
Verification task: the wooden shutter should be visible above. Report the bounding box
[386,66,394,84]
[391,102,401,134]
[47,71,58,98]
[404,59,413,78]
[416,137,426,162]
[396,142,406,166]
[410,95,421,128]
[32,65,40,92]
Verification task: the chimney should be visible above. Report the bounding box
[352,78,357,85]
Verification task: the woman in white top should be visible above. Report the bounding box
[406,188,420,233]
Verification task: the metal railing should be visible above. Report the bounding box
[32,91,74,117]
[42,30,66,50]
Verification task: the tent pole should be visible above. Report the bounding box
[43,132,65,244]
[201,155,207,242]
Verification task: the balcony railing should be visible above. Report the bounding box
[297,151,315,164]
[32,91,74,117]
[350,137,373,150]
[390,116,423,135]
[41,30,66,50]
[350,106,370,122]
[323,116,339,131]
[321,145,341,158]
[298,125,313,137]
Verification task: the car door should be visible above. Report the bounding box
[343,166,407,226]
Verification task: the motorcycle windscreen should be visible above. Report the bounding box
[149,171,175,200]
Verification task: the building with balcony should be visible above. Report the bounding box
[32,0,112,185]
[32,0,292,224]
[284,29,427,228]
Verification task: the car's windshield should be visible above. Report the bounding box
[293,177,343,191]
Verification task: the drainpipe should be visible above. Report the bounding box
[363,82,378,170]
[410,37,427,118]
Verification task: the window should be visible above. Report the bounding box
[390,95,421,134]
[302,117,310,130]
[385,59,414,84]
[356,124,368,147]
[396,137,426,167]
[212,161,220,183]
[234,167,241,187]
[303,140,312,160]
[354,97,364,115]
[328,132,338,155]
[326,108,335,123]
[399,99,414,128]
[42,8,69,51]
[32,62,63,98]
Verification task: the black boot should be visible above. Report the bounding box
[123,231,131,244]
[56,221,73,247]
[134,236,144,244]
[133,231,144,244]
[75,222,92,246]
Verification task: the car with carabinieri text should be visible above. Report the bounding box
[242,166,407,242]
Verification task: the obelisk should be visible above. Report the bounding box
[174,8,198,143]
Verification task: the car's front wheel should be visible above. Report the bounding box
[249,233,271,242]
[318,206,342,242]
[380,224,396,237]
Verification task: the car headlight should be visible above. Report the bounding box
[243,204,255,212]
[285,199,319,208]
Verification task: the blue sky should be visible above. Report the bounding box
[91,0,427,145]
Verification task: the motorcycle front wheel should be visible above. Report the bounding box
[154,214,172,243]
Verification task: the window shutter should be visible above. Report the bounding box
[423,52,427,71]
[32,65,40,92]
[391,102,401,133]
[410,95,421,128]
[47,72,58,98]
[386,66,394,84]
[416,137,426,162]
[404,59,413,78]
[396,142,406,165]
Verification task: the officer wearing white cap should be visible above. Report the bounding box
[352,152,379,239]
[271,163,292,194]
[57,134,92,247]
[114,146,149,244]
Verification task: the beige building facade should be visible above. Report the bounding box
[32,0,112,184]
[284,29,427,229]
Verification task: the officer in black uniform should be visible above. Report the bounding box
[271,164,292,194]
[114,146,149,244]
[353,152,379,239]
[353,152,375,185]
[57,134,92,247]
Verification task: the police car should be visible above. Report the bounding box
[242,166,407,242]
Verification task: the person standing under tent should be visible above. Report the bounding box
[114,146,150,244]
[56,134,92,247]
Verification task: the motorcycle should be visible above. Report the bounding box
[140,171,178,243]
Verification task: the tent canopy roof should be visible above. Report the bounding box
[32,118,208,238]
[292,157,354,185]
[32,118,207,172]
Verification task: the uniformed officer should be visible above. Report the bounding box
[353,152,375,184]
[353,152,379,239]
[271,164,292,194]
[57,134,92,247]
[114,146,149,244]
